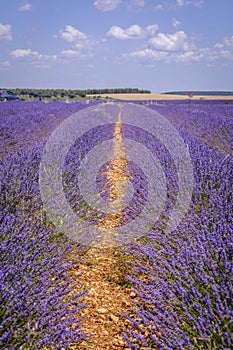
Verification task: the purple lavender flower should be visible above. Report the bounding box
[123,101,233,349]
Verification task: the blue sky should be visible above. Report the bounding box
[0,0,233,92]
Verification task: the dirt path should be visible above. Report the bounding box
[77,107,133,349]
[77,248,132,349]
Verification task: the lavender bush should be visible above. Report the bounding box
[123,102,233,349]
[0,208,87,349]
[0,100,98,159]
[148,101,233,154]
[0,101,98,349]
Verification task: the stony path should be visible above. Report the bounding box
[77,248,133,349]
[76,107,133,349]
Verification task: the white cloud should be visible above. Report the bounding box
[10,49,40,58]
[123,34,233,65]
[123,46,199,64]
[219,50,233,60]
[175,48,215,63]
[214,36,233,49]
[172,18,181,28]
[146,24,159,36]
[58,25,99,59]
[61,49,81,58]
[149,31,194,52]
[10,45,95,66]
[92,0,203,12]
[126,48,169,61]
[119,26,233,66]
[107,25,144,39]
[59,25,87,43]
[213,37,233,61]
[94,0,122,11]
[18,2,32,11]
[155,4,164,10]
[176,50,200,62]
[60,48,92,60]
[94,0,146,12]
[176,0,204,7]
[0,23,12,41]
[107,24,158,40]
[10,49,57,67]
[155,0,203,10]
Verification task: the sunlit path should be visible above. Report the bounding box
[97,106,131,246]
[77,106,132,349]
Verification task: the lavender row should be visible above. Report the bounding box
[149,102,233,154]
[0,101,98,348]
[122,107,233,349]
[0,145,90,349]
[0,100,99,159]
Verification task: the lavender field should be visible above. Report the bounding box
[0,99,232,349]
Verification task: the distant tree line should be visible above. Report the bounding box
[85,88,151,95]
[2,87,151,100]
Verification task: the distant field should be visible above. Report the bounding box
[87,93,233,100]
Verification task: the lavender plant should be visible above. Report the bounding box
[0,101,98,349]
[149,101,233,154]
[0,208,87,349]
[123,103,233,349]
[0,100,99,159]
